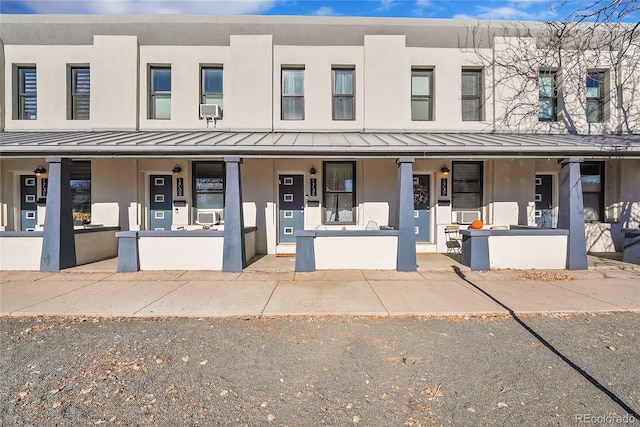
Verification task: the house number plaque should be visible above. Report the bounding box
[310,178,317,197]
[440,178,448,197]
[176,178,184,197]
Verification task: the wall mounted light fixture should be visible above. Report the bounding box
[171,165,182,174]
[33,165,47,175]
[440,165,450,175]
[309,166,316,175]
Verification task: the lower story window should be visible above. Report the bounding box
[70,161,91,224]
[581,162,604,222]
[192,162,225,221]
[323,161,356,223]
[452,161,483,212]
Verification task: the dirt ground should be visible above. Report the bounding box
[1,313,638,426]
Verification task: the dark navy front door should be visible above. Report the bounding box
[413,175,431,242]
[150,175,172,230]
[535,174,553,228]
[20,175,38,231]
[278,174,304,243]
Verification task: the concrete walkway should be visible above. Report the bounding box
[1,254,638,318]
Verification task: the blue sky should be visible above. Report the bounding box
[0,0,637,22]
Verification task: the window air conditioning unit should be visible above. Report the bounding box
[452,210,481,224]
[197,210,221,225]
[199,104,222,120]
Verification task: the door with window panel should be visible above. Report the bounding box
[535,174,553,228]
[278,175,304,243]
[149,175,172,231]
[20,175,38,231]
[413,175,431,242]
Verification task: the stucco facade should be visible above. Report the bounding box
[0,15,639,270]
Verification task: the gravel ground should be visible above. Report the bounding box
[1,313,638,426]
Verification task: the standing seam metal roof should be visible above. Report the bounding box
[1,131,639,157]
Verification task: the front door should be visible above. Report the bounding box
[20,175,38,231]
[535,174,553,227]
[413,174,431,242]
[278,174,304,243]
[150,175,172,231]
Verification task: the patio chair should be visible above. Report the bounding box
[365,220,380,230]
[315,224,327,230]
[445,225,462,254]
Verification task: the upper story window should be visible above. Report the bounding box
[281,68,304,120]
[201,66,223,110]
[16,66,37,120]
[586,71,607,123]
[452,161,483,212]
[149,66,171,120]
[332,67,355,120]
[581,162,604,222]
[411,69,433,121]
[323,161,356,224]
[69,67,90,120]
[461,69,483,121]
[538,71,557,122]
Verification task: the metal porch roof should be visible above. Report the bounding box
[1,131,639,158]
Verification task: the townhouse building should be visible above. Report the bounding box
[0,15,639,271]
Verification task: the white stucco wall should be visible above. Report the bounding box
[0,236,43,270]
[138,236,224,270]
[489,235,567,269]
[314,235,398,269]
[74,230,118,265]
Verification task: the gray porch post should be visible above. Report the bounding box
[223,157,246,272]
[396,157,417,271]
[558,157,588,270]
[40,157,77,272]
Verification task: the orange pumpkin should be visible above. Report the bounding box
[469,219,483,229]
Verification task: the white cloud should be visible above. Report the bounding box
[314,6,334,16]
[376,0,394,11]
[13,0,278,14]
[453,2,558,21]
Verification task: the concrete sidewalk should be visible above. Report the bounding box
[1,254,638,318]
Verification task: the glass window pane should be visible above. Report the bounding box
[333,97,354,120]
[461,99,480,121]
[586,99,601,122]
[539,74,554,97]
[325,164,354,191]
[282,70,304,95]
[21,96,37,120]
[411,99,430,121]
[196,193,224,210]
[154,95,171,119]
[282,97,304,120]
[452,193,481,210]
[74,69,90,94]
[152,68,171,92]
[333,70,353,95]
[73,96,90,120]
[461,71,479,96]
[539,99,554,121]
[21,68,37,93]
[325,194,354,222]
[583,194,601,221]
[412,71,431,96]
[203,68,223,93]
[204,95,223,109]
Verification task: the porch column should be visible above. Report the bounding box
[223,157,245,272]
[40,157,76,272]
[558,157,588,270]
[396,157,417,271]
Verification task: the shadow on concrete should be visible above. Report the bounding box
[452,265,639,419]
